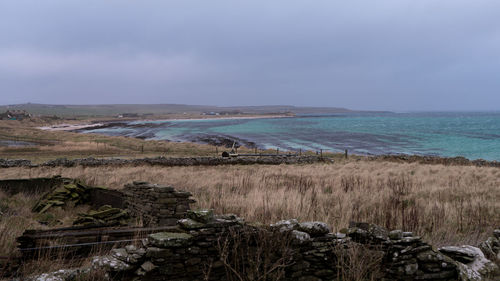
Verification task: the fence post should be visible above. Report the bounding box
[320,149,323,158]
[277,148,279,155]
[299,148,302,156]
[216,146,218,157]
[345,149,348,159]
[141,145,144,153]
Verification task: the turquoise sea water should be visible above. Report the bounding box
[85,112,500,161]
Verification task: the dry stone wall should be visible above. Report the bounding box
[0,155,326,168]
[121,181,195,226]
[89,208,469,281]
[0,177,66,195]
[21,183,500,281]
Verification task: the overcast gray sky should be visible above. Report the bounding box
[1,0,499,111]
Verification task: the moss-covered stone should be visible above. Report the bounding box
[178,218,205,229]
[148,232,193,248]
[187,209,214,223]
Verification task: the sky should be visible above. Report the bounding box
[1,0,499,111]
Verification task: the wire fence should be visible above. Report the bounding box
[0,132,341,159]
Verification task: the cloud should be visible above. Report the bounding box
[0,49,207,81]
[0,0,499,110]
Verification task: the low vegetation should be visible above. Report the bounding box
[2,161,498,249]
[1,119,499,279]
[0,120,267,162]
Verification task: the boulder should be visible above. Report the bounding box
[439,245,499,281]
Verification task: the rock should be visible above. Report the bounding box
[400,236,422,244]
[148,232,193,248]
[92,255,132,272]
[140,261,157,272]
[479,236,499,260]
[439,246,478,263]
[348,222,388,241]
[493,229,500,239]
[110,248,129,262]
[32,180,101,214]
[416,250,446,263]
[402,232,413,237]
[178,218,205,230]
[291,230,311,243]
[439,245,499,281]
[298,222,330,236]
[270,219,299,232]
[389,230,403,240]
[26,268,92,281]
[187,209,214,223]
[125,245,137,253]
[334,232,346,239]
[404,263,418,275]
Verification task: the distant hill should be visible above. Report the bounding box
[0,103,387,117]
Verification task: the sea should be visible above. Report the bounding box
[82,112,500,161]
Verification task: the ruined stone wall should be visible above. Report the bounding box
[93,211,469,281]
[0,176,65,195]
[88,189,125,209]
[121,182,195,226]
[22,183,499,280]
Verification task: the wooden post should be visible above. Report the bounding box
[299,148,302,156]
[277,148,279,155]
[320,149,323,158]
[345,149,348,159]
[216,146,218,157]
[141,145,144,153]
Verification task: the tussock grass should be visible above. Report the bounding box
[2,161,498,246]
[0,191,90,257]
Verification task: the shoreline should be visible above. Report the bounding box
[38,114,294,132]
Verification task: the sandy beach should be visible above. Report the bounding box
[39,114,293,132]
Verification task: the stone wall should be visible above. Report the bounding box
[0,155,327,168]
[121,182,195,226]
[91,210,480,281]
[0,176,66,195]
[88,188,125,209]
[21,183,500,281]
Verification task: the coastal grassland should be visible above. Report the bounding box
[1,161,498,247]
[0,120,269,162]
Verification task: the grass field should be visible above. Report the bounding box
[1,119,499,279]
[0,119,273,162]
[2,161,498,251]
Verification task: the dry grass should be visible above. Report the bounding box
[333,242,384,281]
[2,161,499,246]
[0,191,90,257]
[0,120,296,163]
